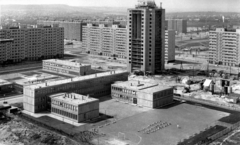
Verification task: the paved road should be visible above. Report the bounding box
[0,66,42,75]
[0,95,23,105]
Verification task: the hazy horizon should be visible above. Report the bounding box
[1,0,240,12]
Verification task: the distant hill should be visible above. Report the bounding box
[1,5,128,15]
[2,5,239,16]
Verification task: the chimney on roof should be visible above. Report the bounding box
[131,83,132,86]
[138,81,140,85]
[160,2,162,9]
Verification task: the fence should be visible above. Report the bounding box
[208,121,240,141]
[193,121,240,145]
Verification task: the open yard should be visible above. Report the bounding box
[97,102,229,145]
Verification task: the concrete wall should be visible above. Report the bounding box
[136,92,154,108]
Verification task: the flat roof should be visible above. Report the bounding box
[25,70,127,90]
[140,85,172,94]
[0,79,12,86]
[43,59,91,68]
[14,73,65,86]
[113,80,157,90]
[113,80,171,94]
[51,93,99,105]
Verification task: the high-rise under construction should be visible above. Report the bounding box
[127,0,165,74]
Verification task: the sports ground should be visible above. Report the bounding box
[98,101,229,145]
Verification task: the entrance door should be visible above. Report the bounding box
[133,98,137,104]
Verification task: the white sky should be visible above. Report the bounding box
[1,0,240,12]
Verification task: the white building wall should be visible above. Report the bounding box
[209,28,240,66]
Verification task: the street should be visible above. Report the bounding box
[0,95,23,105]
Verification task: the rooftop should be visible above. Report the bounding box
[113,80,171,93]
[43,59,91,68]
[25,70,127,90]
[0,79,12,87]
[136,0,157,8]
[50,93,99,105]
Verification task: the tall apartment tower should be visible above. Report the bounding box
[209,28,240,66]
[127,0,165,74]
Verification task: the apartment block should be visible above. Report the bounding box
[0,25,64,64]
[209,28,240,66]
[166,19,187,34]
[23,70,128,113]
[111,80,173,108]
[82,24,127,59]
[37,20,83,41]
[43,59,91,76]
[51,93,99,123]
[127,0,165,74]
[165,30,175,62]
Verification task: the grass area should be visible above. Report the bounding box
[178,125,226,145]
[219,114,240,124]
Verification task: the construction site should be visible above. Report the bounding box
[1,36,240,144]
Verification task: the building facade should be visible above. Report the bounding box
[82,24,127,59]
[127,0,165,74]
[37,20,83,41]
[165,30,175,62]
[166,19,187,34]
[111,80,173,108]
[0,25,64,64]
[23,70,128,113]
[51,93,99,123]
[43,59,91,76]
[209,28,240,66]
